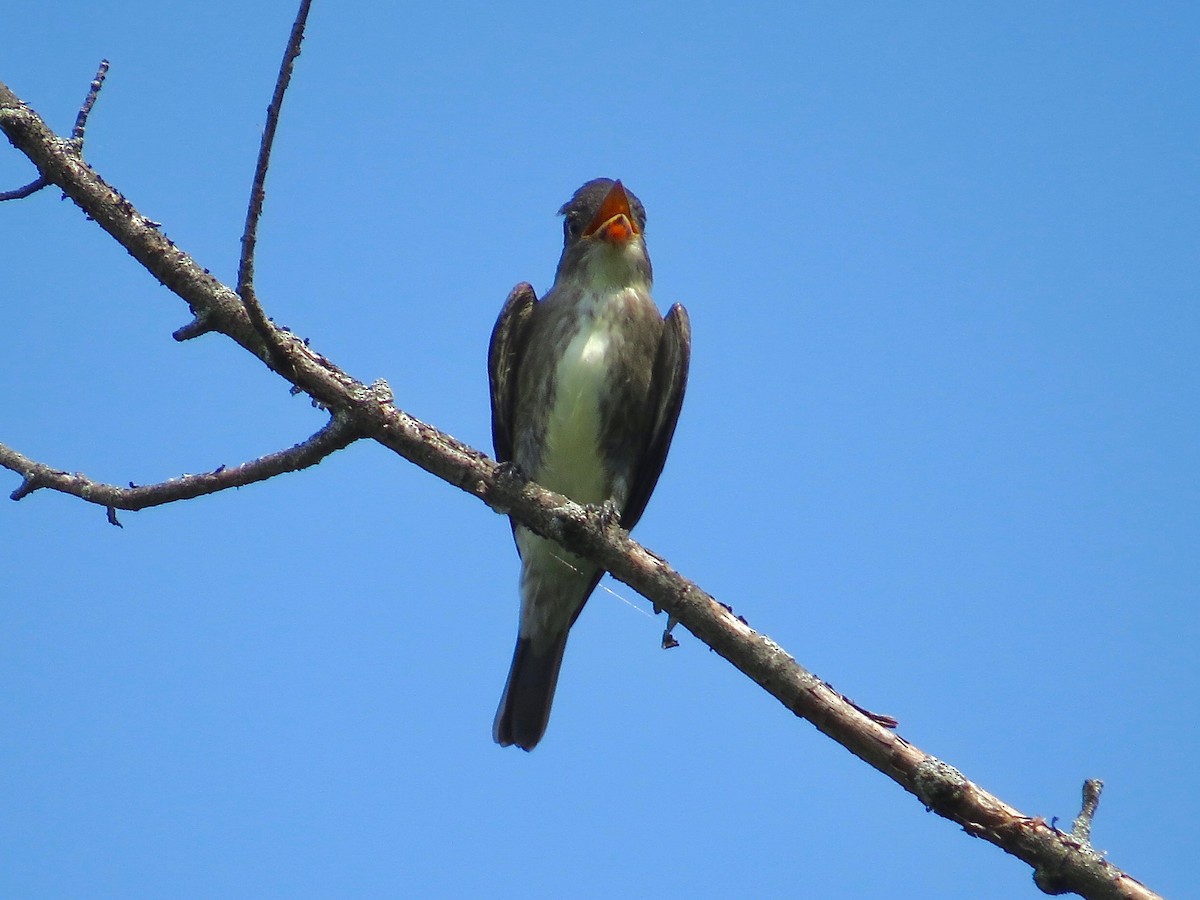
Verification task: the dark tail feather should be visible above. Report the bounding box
[493,632,569,751]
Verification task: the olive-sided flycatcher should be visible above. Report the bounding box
[488,178,691,750]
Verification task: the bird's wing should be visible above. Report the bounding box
[487,282,538,463]
[622,302,691,530]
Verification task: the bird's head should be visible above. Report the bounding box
[554,178,653,290]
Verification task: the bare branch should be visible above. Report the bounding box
[1033,780,1109,895]
[1072,779,1104,845]
[236,0,314,374]
[70,59,110,145]
[0,173,47,201]
[0,78,1162,900]
[0,80,279,371]
[172,311,219,342]
[0,414,360,523]
[0,59,107,201]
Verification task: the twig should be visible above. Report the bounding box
[1072,779,1104,845]
[235,0,314,372]
[0,414,359,525]
[0,59,107,201]
[0,174,48,201]
[1033,780,1109,895]
[0,80,277,371]
[70,59,109,146]
[172,311,218,342]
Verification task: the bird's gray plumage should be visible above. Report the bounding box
[488,178,690,750]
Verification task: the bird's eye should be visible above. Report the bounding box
[563,214,582,242]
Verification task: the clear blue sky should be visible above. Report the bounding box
[3,3,1196,897]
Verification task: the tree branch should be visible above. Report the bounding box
[70,59,109,145]
[236,0,313,372]
[0,76,1160,900]
[0,58,107,201]
[1034,780,1109,895]
[0,413,360,525]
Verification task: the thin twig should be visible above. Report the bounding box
[69,59,109,147]
[235,0,313,371]
[0,59,107,201]
[1072,779,1104,845]
[1034,780,1109,894]
[0,174,47,201]
[0,81,272,370]
[0,414,359,525]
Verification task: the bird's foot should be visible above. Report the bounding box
[589,498,622,530]
[494,460,526,482]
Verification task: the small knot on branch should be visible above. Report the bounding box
[11,473,44,501]
[173,312,217,342]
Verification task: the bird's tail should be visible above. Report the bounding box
[492,631,569,751]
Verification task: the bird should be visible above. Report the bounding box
[487,178,691,750]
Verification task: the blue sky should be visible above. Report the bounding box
[2,2,1196,897]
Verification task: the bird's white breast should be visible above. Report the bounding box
[536,307,613,506]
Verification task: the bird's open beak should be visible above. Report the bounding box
[583,180,640,243]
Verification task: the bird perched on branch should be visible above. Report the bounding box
[488,178,691,750]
